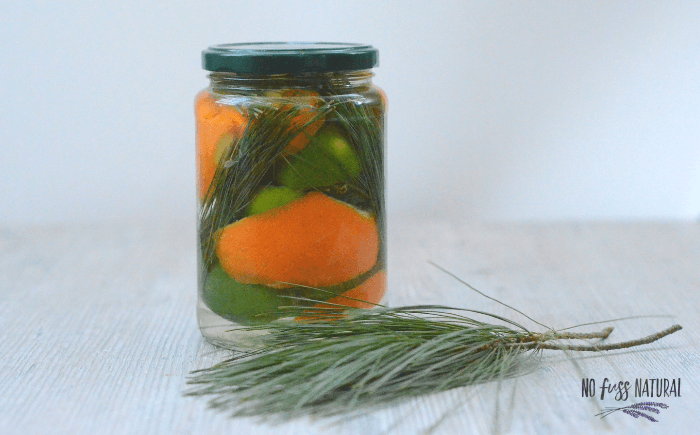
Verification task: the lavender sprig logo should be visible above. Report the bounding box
[596,402,669,422]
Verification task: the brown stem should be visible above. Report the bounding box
[511,327,614,345]
[475,326,614,352]
[512,324,682,352]
[552,327,614,340]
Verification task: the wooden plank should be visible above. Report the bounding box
[1,220,698,434]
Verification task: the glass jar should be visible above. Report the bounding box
[195,43,387,347]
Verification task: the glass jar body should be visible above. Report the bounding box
[195,70,386,348]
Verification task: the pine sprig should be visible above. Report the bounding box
[187,306,529,419]
[186,302,682,420]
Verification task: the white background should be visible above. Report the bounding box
[1,1,699,225]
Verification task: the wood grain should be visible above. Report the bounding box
[1,219,698,434]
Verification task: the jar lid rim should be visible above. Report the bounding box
[202,42,379,74]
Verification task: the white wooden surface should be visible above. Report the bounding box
[1,219,698,434]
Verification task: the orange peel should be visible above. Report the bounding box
[277,90,325,155]
[195,90,246,199]
[295,271,387,322]
[215,192,379,288]
[320,271,387,309]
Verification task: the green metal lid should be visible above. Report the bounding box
[202,42,378,74]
